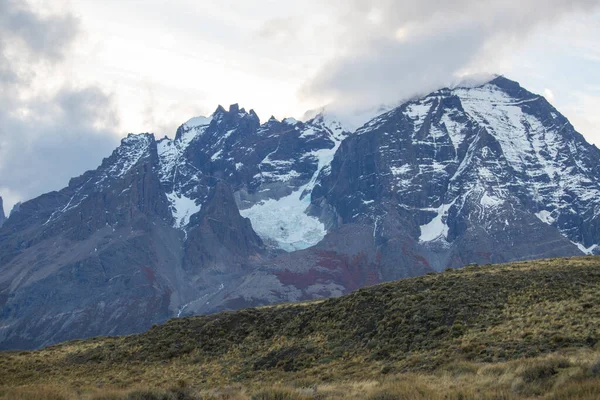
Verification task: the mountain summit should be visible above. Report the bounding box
[0,77,597,349]
[310,76,598,272]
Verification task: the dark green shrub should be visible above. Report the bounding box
[589,358,600,376]
[521,364,558,383]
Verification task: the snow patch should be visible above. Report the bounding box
[241,123,345,251]
[480,193,503,208]
[211,149,223,161]
[390,165,412,176]
[535,210,555,225]
[419,200,457,243]
[572,241,598,255]
[299,127,318,139]
[440,111,468,153]
[454,84,540,171]
[166,193,202,228]
[405,102,433,133]
[157,120,213,184]
[240,189,326,251]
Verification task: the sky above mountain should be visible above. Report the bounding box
[1,0,599,212]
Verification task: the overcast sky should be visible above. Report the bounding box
[1,0,600,212]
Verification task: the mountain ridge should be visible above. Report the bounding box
[1,76,599,349]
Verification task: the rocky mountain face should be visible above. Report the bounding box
[0,197,5,228]
[310,77,597,273]
[0,76,597,349]
[0,107,348,349]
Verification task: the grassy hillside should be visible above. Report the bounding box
[1,256,600,399]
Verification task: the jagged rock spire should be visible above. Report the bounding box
[0,196,5,228]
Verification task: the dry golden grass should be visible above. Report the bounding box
[1,256,599,399]
[1,349,600,399]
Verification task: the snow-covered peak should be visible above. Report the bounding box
[344,76,600,253]
[446,73,502,91]
[283,117,299,126]
[304,103,394,134]
[183,115,213,130]
[107,133,154,178]
[121,132,154,145]
[171,104,259,159]
[183,104,258,132]
[453,81,553,173]
[307,113,351,141]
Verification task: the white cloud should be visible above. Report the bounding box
[0,0,120,212]
[563,92,600,146]
[301,0,600,109]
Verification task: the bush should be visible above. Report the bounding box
[589,358,600,377]
[521,364,558,383]
[520,358,570,383]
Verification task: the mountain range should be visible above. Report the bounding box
[1,76,598,349]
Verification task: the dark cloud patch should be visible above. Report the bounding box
[0,0,79,61]
[0,0,120,211]
[0,87,120,209]
[301,0,600,109]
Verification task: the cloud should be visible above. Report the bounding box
[0,0,120,213]
[0,0,78,61]
[300,0,600,110]
[563,91,600,146]
[141,84,209,139]
[544,89,556,103]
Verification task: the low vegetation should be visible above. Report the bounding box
[1,256,599,399]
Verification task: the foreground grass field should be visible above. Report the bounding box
[1,256,599,399]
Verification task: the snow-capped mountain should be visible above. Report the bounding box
[310,76,598,273]
[0,106,350,349]
[0,76,597,349]
[155,104,348,250]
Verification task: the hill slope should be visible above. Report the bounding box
[1,256,599,397]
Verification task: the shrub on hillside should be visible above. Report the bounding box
[589,358,600,377]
